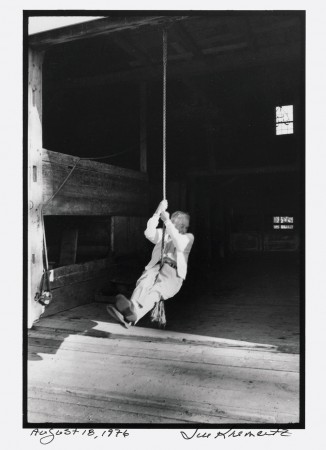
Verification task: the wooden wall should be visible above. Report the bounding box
[42,149,149,216]
[32,149,150,320]
[186,174,300,265]
[111,216,148,256]
[40,258,112,318]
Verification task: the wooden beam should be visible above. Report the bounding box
[47,41,300,90]
[49,258,112,289]
[112,31,154,67]
[29,16,189,50]
[167,42,249,60]
[41,149,149,216]
[139,83,147,173]
[188,164,300,178]
[28,48,45,327]
[170,22,206,61]
[42,149,148,180]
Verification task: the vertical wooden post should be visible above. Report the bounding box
[110,216,115,254]
[203,185,212,264]
[206,125,216,174]
[187,176,197,259]
[180,181,187,211]
[28,48,44,327]
[216,191,226,258]
[139,82,147,173]
[59,229,79,266]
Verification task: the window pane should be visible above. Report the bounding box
[276,105,294,135]
[287,122,294,134]
[276,122,294,135]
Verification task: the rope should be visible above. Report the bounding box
[81,145,137,161]
[160,28,168,265]
[162,28,167,202]
[152,28,168,328]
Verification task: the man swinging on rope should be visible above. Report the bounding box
[107,200,194,327]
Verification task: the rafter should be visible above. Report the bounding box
[46,41,300,91]
[111,31,154,67]
[170,22,205,61]
[29,15,189,50]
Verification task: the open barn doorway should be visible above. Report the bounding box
[26,13,304,425]
[37,14,303,350]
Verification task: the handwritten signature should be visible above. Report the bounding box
[180,428,292,440]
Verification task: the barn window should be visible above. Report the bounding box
[276,105,294,135]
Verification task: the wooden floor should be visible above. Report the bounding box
[158,254,301,353]
[28,303,300,425]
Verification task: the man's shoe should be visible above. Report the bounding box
[116,294,137,322]
[106,304,132,328]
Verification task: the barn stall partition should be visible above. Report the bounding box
[29,146,149,324]
[43,148,149,312]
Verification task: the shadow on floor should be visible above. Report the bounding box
[28,317,100,361]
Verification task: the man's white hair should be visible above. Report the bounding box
[171,211,190,221]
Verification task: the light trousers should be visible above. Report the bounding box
[130,263,183,324]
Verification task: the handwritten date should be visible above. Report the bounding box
[30,428,129,445]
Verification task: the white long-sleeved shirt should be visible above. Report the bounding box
[144,214,194,279]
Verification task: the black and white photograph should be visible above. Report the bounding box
[24,11,305,428]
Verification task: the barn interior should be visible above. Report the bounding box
[27,13,304,424]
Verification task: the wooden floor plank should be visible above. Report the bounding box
[28,336,299,372]
[28,350,299,423]
[28,396,193,424]
[28,344,299,389]
[28,365,299,415]
[28,378,297,424]
[28,329,299,363]
[28,385,259,424]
